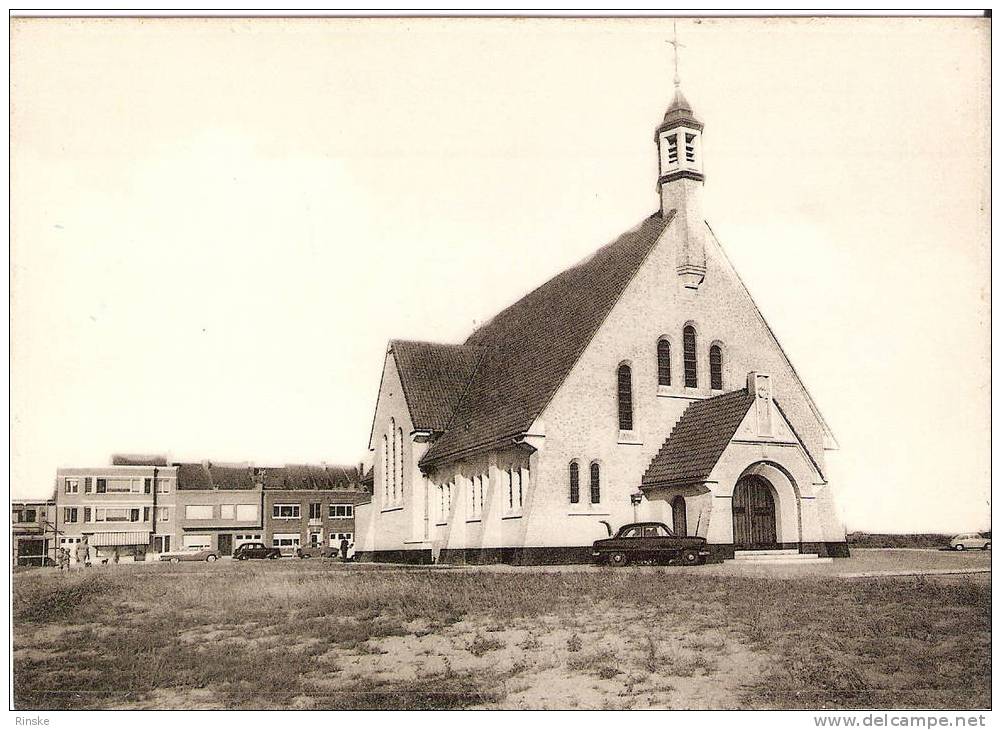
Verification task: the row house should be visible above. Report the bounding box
[263,465,370,555]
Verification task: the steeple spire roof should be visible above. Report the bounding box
[659,22,702,131]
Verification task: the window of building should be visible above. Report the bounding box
[63,507,78,523]
[153,535,171,553]
[11,509,22,523]
[667,134,678,165]
[182,535,211,550]
[64,479,79,494]
[103,478,138,494]
[683,325,698,388]
[25,509,37,522]
[657,339,671,386]
[272,534,301,549]
[390,418,397,503]
[83,507,92,523]
[329,504,354,518]
[157,507,169,522]
[185,505,214,520]
[143,507,150,522]
[383,434,390,502]
[398,426,405,501]
[685,133,696,163]
[710,344,723,390]
[144,478,152,494]
[84,477,92,494]
[569,462,580,504]
[236,504,257,521]
[273,504,300,519]
[590,463,601,505]
[96,478,107,494]
[309,503,321,519]
[617,363,633,431]
[515,469,524,512]
[130,508,140,522]
[155,479,171,494]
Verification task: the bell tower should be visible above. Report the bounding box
[656,26,706,290]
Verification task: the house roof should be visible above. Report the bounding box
[262,464,364,491]
[420,212,672,467]
[175,463,214,490]
[641,389,755,488]
[390,340,482,432]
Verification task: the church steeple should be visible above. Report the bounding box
[655,24,707,290]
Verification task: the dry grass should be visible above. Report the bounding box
[12,562,990,710]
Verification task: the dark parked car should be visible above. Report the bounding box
[233,542,281,560]
[592,522,709,566]
[296,546,337,559]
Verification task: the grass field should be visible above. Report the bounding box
[12,559,990,710]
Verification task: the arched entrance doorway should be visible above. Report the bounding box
[671,496,687,537]
[732,475,777,549]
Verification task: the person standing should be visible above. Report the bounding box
[73,540,87,569]
[339,536,349,562]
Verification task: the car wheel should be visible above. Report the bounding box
[238,555,247,561]
[269,554,279,560]
[955,544,965,551]
[170,557,180,563]
[206,555,217,562]
[983,543,991,551]
[679,549,699,566]
[608,551,628,567]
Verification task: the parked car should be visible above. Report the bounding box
[592,521,710,566]
[233,542,282,560]
[159,547,219,563]
[950,533,991,551]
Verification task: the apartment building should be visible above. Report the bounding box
[262,465,369,555]
[12,499,56,566]
[55,458,176,562]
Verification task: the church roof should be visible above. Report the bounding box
[659,85,702,131]
[641,389,754,488]
[391,340,482,432]
[419,212,673,467]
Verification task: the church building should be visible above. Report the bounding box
[354,68,849,565]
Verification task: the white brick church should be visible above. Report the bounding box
[354,72,849,564]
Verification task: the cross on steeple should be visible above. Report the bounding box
[666,21,685,87]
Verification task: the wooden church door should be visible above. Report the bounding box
[671,496,687,537]
[732,476,777,549]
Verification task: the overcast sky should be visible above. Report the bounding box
[11,17,990,533]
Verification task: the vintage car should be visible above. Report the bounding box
[159,547,219,563]
[592,522,709,566]
[949,533,991,551]
[233,542,282,560]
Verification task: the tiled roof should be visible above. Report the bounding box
[262,464,364,491]
[421,212,672,467]
[111,454,169,466]
[641,389,755,488]
[209,465,255,490]
[390,340,481,432]
[175,463,213,490]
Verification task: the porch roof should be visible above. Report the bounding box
[641,389,755,489]
[87,531,151,547]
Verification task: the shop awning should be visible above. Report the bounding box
[88,531,151,547]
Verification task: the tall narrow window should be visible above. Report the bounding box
[683,325,698,388]
[657,339,671,387]
[617,364,633,431]
[569,462,580,504]
[390,419,397,502]
[710,344,723,390]
[589,463,601,504]
[398,426,405,500]
[383,434,389,501]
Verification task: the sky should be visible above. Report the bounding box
[10,17,990,533]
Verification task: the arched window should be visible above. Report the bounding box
[589,462,601,504]
[398,426,405,498]
[569,462,580,504]
[617,364,633,431]
[683,326,698,388]
[382,434,389,501]
[710,344,723,390]
[657,338,671,386]
[390,418,397,501]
